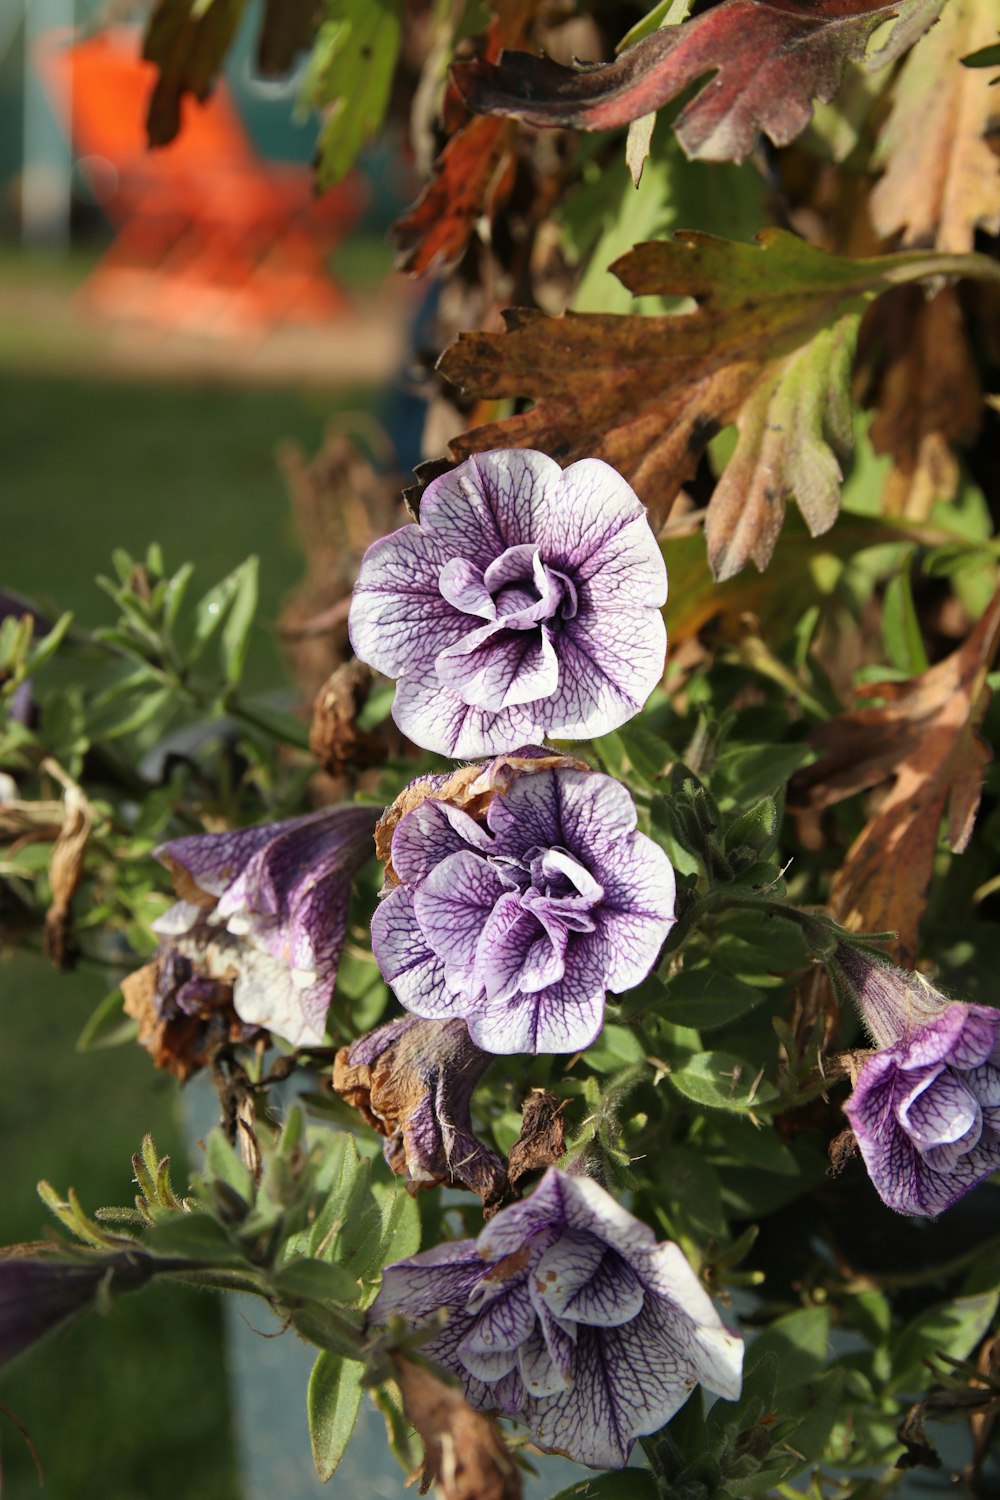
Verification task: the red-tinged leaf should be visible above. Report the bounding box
[437,228,1000,579]
[790,587,1000,963]
[391,0,542,276]
[452,0,947,163]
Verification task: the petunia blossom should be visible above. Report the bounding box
[0,1251,155,1369]
[152,803,379,1049]
[371,753,675,1054]
[370,1167,743,1469]
[348,449,667,758]
[835,945,1000,1217]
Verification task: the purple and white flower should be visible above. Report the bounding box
[0,1251,155,1369]
[348,449,667,758]
[154,803,379,1049]
[836,946,1000,1217]
[370,1167,743,1469]
[372,755,675,1054]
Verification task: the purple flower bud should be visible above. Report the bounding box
[348,450,667,758]
[835,946,1000,1217]
[154,803,379,1048]
[371,754,675,1054]
[333,1016,507,1204]
[0,1250,154,1368]
[370,1168,743,1469]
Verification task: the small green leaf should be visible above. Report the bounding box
[889,1290,999,1394]
[669,1052,777,1112]
[86,684,174,741]
[883,553,929,675]
[204,1130,254,1207]
[76,988,138,1052]
[221,556,258,686]
[24,611,73,675]
[661,968,765,1029]
[304,0,404,187]
[272,1257,362,1304]
[307,1350,365,1481]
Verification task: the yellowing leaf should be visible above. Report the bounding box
[438,229,1000,580]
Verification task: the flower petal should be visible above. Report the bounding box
[391,798,494,889]
[420,450,562,560]
[371,887,453,1018]
[544,609,666,739]
[435,623,559,712]
[412,850,511,968]
[898,1069,981,1152]
[533,1232,645,1328]
[349,526,465,677]
[391,661,543,758]
[438,558,495,619]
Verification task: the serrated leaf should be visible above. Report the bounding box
[439,231,1000,580]
[304,0,404,189]
[453,0,946,162]
[307,1350,365,1481]
[791,586,1000,962]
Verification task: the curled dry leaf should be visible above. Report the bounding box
[391,0,543,276]
[506,1090,566,1189]
[42,771,94,970]
[438,229,1000,579]
[790,587,1000,963]
[452,0,945,163]
[390,1354,523,1500]
[309,661,386,779]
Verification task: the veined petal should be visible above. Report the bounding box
[544,609,666,739]
[898,1070,981,1152]
[420,450,562,559]
[436,623,560,712]
[533,1232,645,1329]
[392,661,543,759]
[438,557,496,619]
[371,887,453,1018]
[349,526,466,677]
[412,850,510,968]
[478,894,567,1002]
[391,798,494,888]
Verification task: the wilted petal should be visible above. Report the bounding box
[391,797,494,888]
[534,1234,644,1329]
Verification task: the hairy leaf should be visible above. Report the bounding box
[452,0,946,163]
[438,229,1000,578]
[391,0,542,275]
[790,586,1000,962]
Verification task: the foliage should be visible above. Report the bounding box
[4,0,1000,1496]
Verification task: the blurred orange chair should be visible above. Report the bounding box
[35,27,365,336]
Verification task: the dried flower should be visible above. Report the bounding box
[333,1016,507,1204]
[371,1168,743,1469]
[349,449,667,757]
[153,803,379,1048]
[371,755,675,1053]
[834,945,1000,1217]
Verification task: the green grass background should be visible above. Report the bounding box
[1,367,374,1498]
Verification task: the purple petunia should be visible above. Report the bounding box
[153,803,379,1049]
[836,946,1000,1217]
[348,449,667,758]
[371,754,675,1054]
[370,1167,743,1469]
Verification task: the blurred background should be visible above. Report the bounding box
[1,3,411,1495]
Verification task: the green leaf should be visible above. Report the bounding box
[961,39,1000,68]
[709,1115,800,1176]
[204,1130,254,1207]
[86,684,174,741]
[584,1023,646,1073]
[669,1052,778,1112]
[221,556,258,686]
[304,0,404,188]
[748,1306,831,1390]
[307,1350,365,1481]
[882,551,929,674]
[272,1257,362,1304]
[548,1471,659,1500]
[661,968,765,1030]
[889,1290,999,1394]
[76,987,138,1052]
[666,1146,727,1235]
[712,742,816,803]
[24,611,73,674]
[142,1212,244,1264]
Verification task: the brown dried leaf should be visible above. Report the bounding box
[438,229,1000,579]
[453,0,946,163]
[790,586,1000,962]
[143,0,249,147]
[309,661,386,779]
[391,1355,523,1500]
[862,284,983,520]
[42,777,93,970]
[122,957,242,1083]
[391,0,542,276]
[506,1090,566,1189]
[871,0,1000,253]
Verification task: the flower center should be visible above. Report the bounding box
[439,544,578,632]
